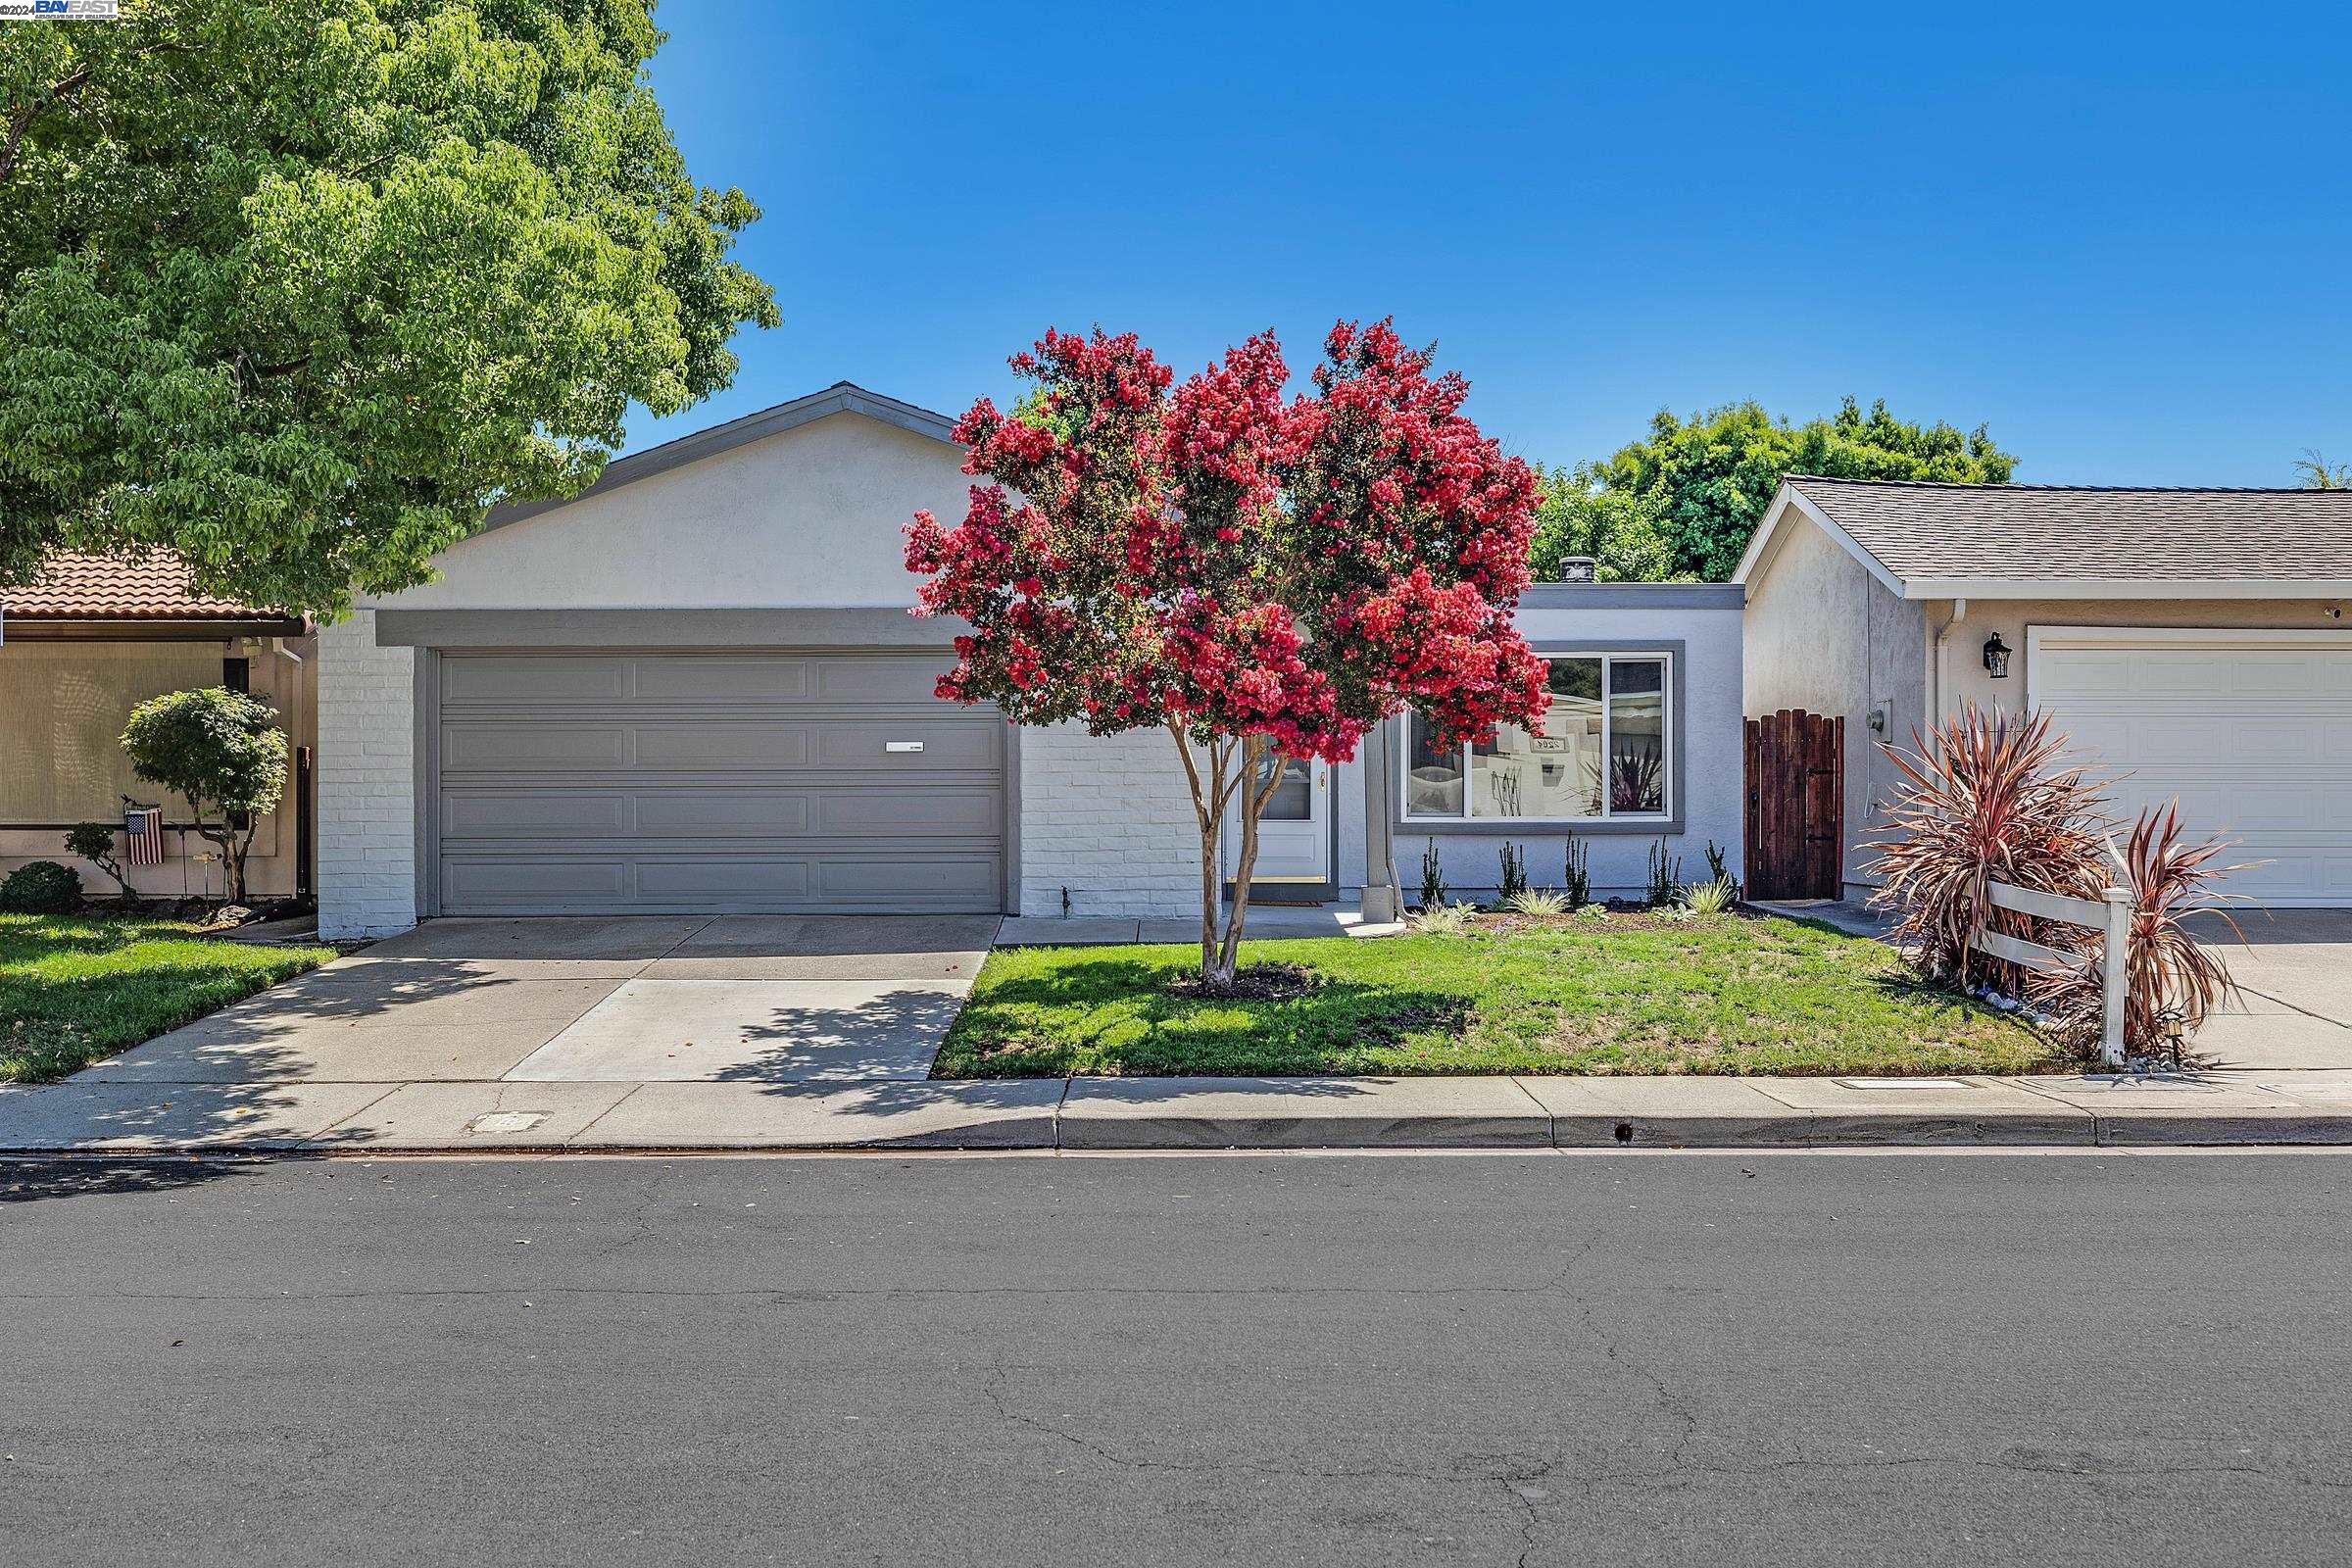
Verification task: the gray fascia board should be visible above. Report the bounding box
[1518,582,1744,610]
[472,382,962,536]
[371,607,970,649]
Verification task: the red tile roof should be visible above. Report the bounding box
[2,551,294,622]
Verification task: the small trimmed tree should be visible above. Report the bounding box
[65,821,136,904]
[120,688,288,906]
[906,320,1549,986]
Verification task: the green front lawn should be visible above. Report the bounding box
[935,911,2074,1078]
[0,913,336,1084]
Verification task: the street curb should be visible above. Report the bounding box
[5,1072,2352,1153]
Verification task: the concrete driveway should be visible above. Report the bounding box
[2191,908,2352,1069]
[8,915,1010,1150]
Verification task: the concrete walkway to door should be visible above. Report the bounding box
[3,915,1047,1151]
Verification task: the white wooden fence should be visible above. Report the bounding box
[1973,880,2132,1066]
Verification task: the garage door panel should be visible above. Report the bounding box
[434,651,1004,914]
[632,723,814,769]
[441,858,633,906]
[441,656,630,704]
[808,855,1002,903]
[813,719,1002,769]
[444,724,634,771]
[630,657,813,702]
[443,793,639,837]
[811,656,956,703]
[2037,632,2352,906]
[815,788,1002,835]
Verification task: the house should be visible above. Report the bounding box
[315,383,1744,939]
[0,552,316,902]
[1739,477,2352,905]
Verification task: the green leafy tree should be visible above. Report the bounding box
[2296,450,2352,489]
[1528,462,1680,582]
[121,688,289,906]
[1584,398,2017,582]
[0,0,777,615]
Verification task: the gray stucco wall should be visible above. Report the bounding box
[1385,588,1746,904]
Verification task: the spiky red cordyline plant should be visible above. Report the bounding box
[1867,705,2110,994]
[2034,803,2245,1057]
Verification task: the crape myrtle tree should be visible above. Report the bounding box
[906,320,1550,987]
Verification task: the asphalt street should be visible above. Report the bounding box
[3,1150,2348,1566]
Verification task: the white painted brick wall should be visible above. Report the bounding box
[1019,723,1203,917]
[317,611,419,939]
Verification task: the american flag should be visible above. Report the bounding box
[123,807,165,867]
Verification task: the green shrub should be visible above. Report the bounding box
[1496,841,1529,905]
[1417,840,1448,910]
[1506,889,1569,917]
[1679,876,1739,916]
[1645,839,1684,906]
[1412,901,1481,936]
[0,860,82,914]
[65,822,137,902]
[1563,834,1591,907]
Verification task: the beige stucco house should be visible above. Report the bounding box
[0,553,316,902]
[1740,477,2352,905]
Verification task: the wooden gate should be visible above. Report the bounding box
[1744,710,1843,900]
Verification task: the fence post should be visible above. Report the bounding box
[2100,886,2132,1068]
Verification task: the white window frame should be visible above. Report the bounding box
[1396,650,1676,826]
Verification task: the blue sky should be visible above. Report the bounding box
[631,2,2352,485]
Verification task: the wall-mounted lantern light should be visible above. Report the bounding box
[1982,633,2012,679]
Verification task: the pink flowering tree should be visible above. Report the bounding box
[906,320,1548,986]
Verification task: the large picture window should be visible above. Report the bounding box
[1400,653,1671,823]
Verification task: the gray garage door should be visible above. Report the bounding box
[432,651,1005,914]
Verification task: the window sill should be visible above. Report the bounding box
[1396,816,1686,837]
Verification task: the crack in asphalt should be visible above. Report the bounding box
[977,1361,1554,1565]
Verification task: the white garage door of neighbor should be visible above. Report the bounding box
[432,650,1005,915]
[2030,627,2352,906]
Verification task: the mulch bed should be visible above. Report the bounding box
[1163,960,1325,1003]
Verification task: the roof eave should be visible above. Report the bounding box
[1897,578,2352,602]
[1734,482,1910,599]
[1,612,308,640]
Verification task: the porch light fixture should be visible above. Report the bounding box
[1982,633,2012,678]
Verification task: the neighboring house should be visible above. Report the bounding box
[316,382,1743,939]
[1,552,316,902]
[1740,477,2352,905]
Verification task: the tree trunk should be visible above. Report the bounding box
[1169,724,1228,982]
[1210,736,1293,990]
[196,818,253,906]
[1169,727,1295,991]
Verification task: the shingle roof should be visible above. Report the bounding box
[1782,477,2352,586]
[2,551,289,622]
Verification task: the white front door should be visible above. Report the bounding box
[1224,752,1331,890]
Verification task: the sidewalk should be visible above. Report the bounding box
[4,1068,2351,1153]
